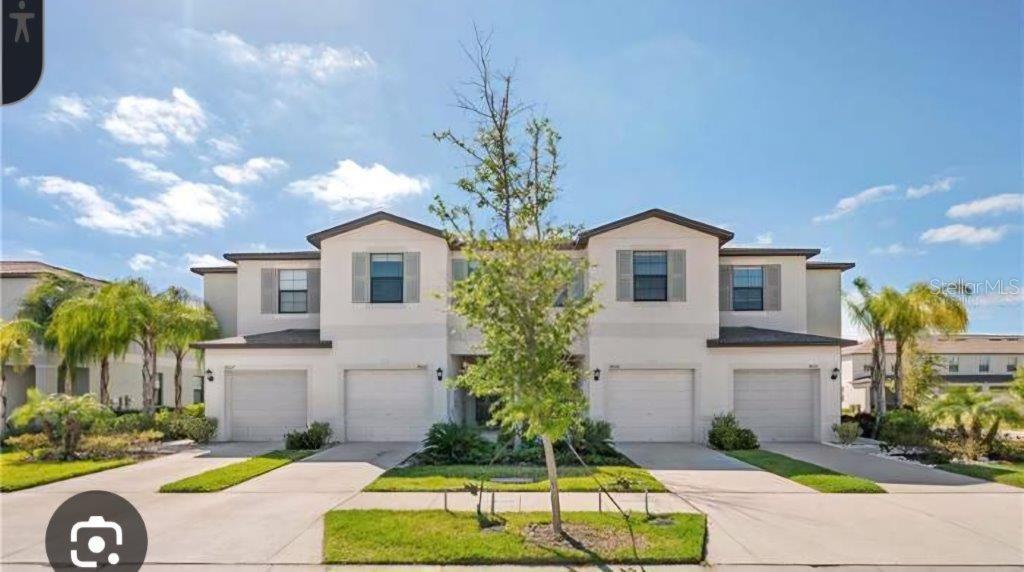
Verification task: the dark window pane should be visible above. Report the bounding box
[733,267,763,288]
[634,275,667,301]
[633,251,667,301]
[279,290,308,313]
[633,251,667,276]
[371,277,403,303]
[733,287,763,311]
[279,269,308,291]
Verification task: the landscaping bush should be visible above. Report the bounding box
[832,421,861,446]
[419,422,494,464]
[153,410,218,443]
[991,438,1024,462]
[285,421,333,450]
[878,409,933,455]
[932,428,990,461]
[91,412,155,435]
[183,403,205,418]
[79,430,163,460]
[8,389,111,460]
[4,432,50,455]
[851,411,876,438]
[567,419,616,457]
[707,413,759,451]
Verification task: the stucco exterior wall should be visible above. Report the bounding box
[236,259,321,336]
[806,268,842,338]
[1,276,36,320]
[203,272,239,338]
[719,255,808,332]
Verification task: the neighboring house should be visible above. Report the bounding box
[841,335,1024,411]
[1,261,200,417]
[192,209,856,443]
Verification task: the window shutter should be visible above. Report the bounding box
[307,269,321,313]
[764,264,782,311]
[261,268,278,314]
[616,250,633,301]
[668,249,686,302]
[351,252,369,303]
[403,252,420,303]
[719,266,733,311]
[452,258,469,282]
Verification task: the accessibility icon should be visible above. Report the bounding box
[3,0,43,104]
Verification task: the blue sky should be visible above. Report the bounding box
[2,0,1021,336]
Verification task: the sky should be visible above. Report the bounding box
[1,0,1021,337]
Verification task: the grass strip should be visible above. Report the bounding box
[323,509,705,564]
[0,451,134,492]
[364,464,666,492]
[160,449,313,492]
[938,461,1024,488]
[727,449,885,493]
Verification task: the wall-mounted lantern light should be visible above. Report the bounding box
[436,367,444,382]
[830,367,840,381]
[592,368,601,382]
[205,369,214,382]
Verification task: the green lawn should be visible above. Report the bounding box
[323,509,705,564]
[726,449,885,493]
[0,451,134,492]
[160,449,314,492]
[938,461,1024,488]
[363,465,666,492]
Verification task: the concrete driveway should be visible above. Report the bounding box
[0,441,418,567]
[621,442,1024,567]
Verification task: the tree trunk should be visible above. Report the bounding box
[893,340,904,409]
[141,336,156,414]
[1,369,7,434]
[57,362,67,394]
[871,328,887,437]
[983,419,1001,446]
[173,352,183,410]
[100,355,111,406]
[541,435,563,536]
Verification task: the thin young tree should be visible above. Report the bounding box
[0,319,39,429]
[846,278,889,431]
[17,273,96,392]
[432,31,599,536]
[158,287,219,409]
[100,279,164,414]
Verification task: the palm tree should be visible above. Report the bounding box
[845,277,889,430]
[928,386,1022,458]
[16,273,96,392]
[881,283,968,407]
[47,288,134,406]
[99,279,163,414]
[158,287,219,409]
[0,319,39,429]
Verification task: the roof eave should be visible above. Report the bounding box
[576,208,735,248]
[306,211,445,247]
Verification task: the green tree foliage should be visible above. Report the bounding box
[845,278,890,431]
[9,388,110,459]
[0,319,39,428]
[158,287,219,409]
[97,279,165,414]
[928,386,1021,459]
[901,349,945,407]
[17,273,96,391]
[431,31,600,535]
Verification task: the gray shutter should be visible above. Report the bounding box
[351,252,369,303]
[307,269,320,313]
[403,252,420,303]
[452,258,469,282]
[668,250,686,302]
[261,268,278,314]
[615,250,633,301]
[719,266,733,311]
[764,264,782,311]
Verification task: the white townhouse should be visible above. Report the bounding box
[0,261,201,416]
[842,334,1024,412]
[192,209,856,444]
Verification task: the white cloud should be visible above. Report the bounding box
[3,166,18,176]
[213,157,288,185]
[45,94,91,127]
[184,253,228,267]
[906,176,957,199]
[946,193,1024,218]
[286,160,428,211]
[128,253,158,272]
[102,88,206,152]
[920,224,1009,246]
[813,184,898,223]
[24,175,243,237]
[870,243,926,256]
[207,136,242,157]
[189,30,375,83]
[116,157,182,185]
[755,232,773,245]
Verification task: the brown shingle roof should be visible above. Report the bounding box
[843,335,1024,356]
[0,260,105,284]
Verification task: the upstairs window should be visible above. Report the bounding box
[279,269,309,313]
[947,356,959,373]
[632,251,667,301]
[732,267,764,311]
[979,355,990,373]
[371,253,404,303]
[1009,356,1019,373]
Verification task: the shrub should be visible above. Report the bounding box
[991,438,1024,462]
[153,411,218,443]
[183,403,205,418]
[567,419,616,457]
[878,409,933,455]
[932,428,990,461]
[832,421,861,446]
[4,432,50,456]
[419,422,494,464]
[852,412,876,438]
[285,421,333,450]
[91,412,155,435]
[8,389,111,459]
[79,431,163,460]
[707,413,759,451]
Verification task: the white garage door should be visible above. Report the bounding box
[734,369,816,442]
[229,370,307,441]
[603,369,694,442]
[345,369,434,441]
